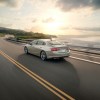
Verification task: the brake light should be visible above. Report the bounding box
[51,48,59,51]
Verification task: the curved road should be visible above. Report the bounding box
[0,37,100,100]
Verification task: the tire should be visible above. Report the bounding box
[24,47,28,54]
[40,51,47,61]
[59,57,64,60]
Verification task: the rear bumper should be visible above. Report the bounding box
[46,50,70,59]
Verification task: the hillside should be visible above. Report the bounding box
[0,27,56,39]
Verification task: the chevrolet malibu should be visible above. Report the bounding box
[24,39,70,61]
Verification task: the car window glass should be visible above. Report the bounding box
[43,42,46,45]
[31,40,38,45]
[37,41,46,45]
[47,41,61,45]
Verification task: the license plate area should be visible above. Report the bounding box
[59,49,66,53]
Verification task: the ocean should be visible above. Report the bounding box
[57,35,100,48]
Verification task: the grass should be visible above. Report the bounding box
[0,34,5,37]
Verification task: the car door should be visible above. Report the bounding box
[28,40,38,55]
[35,40,46,56]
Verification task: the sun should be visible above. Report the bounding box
[41,8,70,35]
[44,21,63,34]
[47,22,60,29]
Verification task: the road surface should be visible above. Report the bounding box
[0,37,100,100]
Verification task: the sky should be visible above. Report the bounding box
[0,0,100,35]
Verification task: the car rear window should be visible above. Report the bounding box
[47,41,61,45]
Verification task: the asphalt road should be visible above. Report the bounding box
[0,37,100,100]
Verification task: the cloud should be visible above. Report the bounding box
[32,19,37,23]
[74,27,100,31]
[59,26,70,30]
[56,0,100,11]
[0,23,12,27]
[0,0,24,8]
[30,25,44,33]
[42,18,55,23]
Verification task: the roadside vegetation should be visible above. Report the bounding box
[0,33,5,37]
[0,27,56,40]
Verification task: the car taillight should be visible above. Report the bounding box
[51,48,59,51]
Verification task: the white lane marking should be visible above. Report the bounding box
[69,56,100,65]
[71,52,100,59]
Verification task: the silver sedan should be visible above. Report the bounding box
[24,39,70,60]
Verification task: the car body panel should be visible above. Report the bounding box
[24,39,70,59]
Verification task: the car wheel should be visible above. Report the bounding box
[24,47,28,54]
[59,57,64,60]
[40,51,47,61]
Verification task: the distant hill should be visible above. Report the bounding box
[0,27,56,39]
[0,27,28,35]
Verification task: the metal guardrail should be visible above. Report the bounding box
[6,38,33,43]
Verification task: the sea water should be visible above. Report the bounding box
[57,35,100,48]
